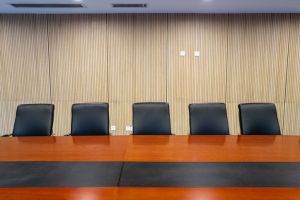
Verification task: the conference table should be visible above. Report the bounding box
[0,135,300,199]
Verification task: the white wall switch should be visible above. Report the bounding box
[110,125,116,131]
[194,51,200,57]
[180,50,186,56]
[125,125,133,132]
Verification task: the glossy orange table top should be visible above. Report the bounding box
[0,136,129,161]
[125,135,300,162]
[1,187,300,200]
[1,135,300,162]
[1,135,300,199]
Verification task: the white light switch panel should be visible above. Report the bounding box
[125,126,133,132]
[180,50,186,56]
[110,125,116,131]
[194,51,200,57]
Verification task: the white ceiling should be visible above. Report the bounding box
[1,0,300,13]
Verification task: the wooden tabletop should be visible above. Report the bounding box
[1,187,300,200]
[0,135,300,199]
[125,135,300,162]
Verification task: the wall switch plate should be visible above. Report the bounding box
[110,125,116,131]
[125,126,133,132]
[194,51,200,57]
[180,50,186,56]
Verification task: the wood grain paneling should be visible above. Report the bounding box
[47,15,108,135]
[0,15,51,135]
[168,14,199,134]
[108,14,135,135]
[168,14,228,134]
[284,14,300,134]
[1,14,300,135]
[108,14,168,135]
[226,14,290,134]
[0,15,50,102]
[48,15,108,102]
[283,15,300,104]
[133,14,168,102]
[226,103,240,135]
[283,103,300,135]
[227,14,290,103]
[51,101,73,135]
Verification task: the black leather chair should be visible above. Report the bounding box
[133,102,171,135]
[189,103,229,135]
[12,104,54,136]
[71,103,109,136]
[238,103,281,135]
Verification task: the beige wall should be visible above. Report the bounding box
[0,14,299,135]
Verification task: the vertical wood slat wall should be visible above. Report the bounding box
[226,14,290,134]
[0,14,299,135]
[48,15,108,134]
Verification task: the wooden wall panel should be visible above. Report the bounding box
[0,15,50,135]
[283,103,300,135]
[227,14,290,103]
[226,14,290,134]
[284,14,300,134]
[1,14,300,135]
[47,15,108,135]
[226,103,240,135]
[51,101,73,136]
[108,14,168,135]
[168,14,228,134]
[133,14,168,102]
[190,15,228,103]
[48,15,107,102]
[280,14,300,104]
[0,102,16,134]
[0,15,50,102]
[108,15,135,135]
[168,14,196,134]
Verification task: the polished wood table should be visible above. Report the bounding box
[0,135,300,199]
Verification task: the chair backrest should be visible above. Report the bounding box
[13,104,54,136]
[189,103,229,135]
[238,103,281,135]
[133,102,171,135]
[71,103,109,136]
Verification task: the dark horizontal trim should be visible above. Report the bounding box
[1,161,300,188]
[11,4,83,8]
[120,162,300,187]
[112,4,147,8]
[0,162,122,187]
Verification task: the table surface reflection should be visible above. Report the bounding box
[0,135,300,199]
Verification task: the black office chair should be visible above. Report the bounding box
[238,103,281,135]
[189,103,229,135]
[133,102,171,135]
[12,104,54,136]
[70,103,109,136]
